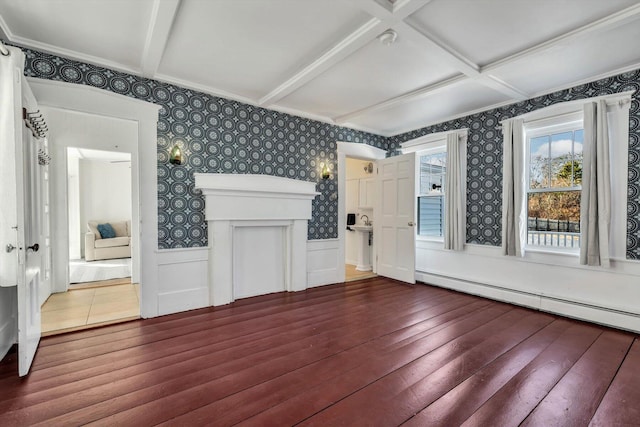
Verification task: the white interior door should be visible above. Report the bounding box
[0,47,43,377]
[18,110,44,377]
[375,153,417,284]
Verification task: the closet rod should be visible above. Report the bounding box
[0,40,9,56]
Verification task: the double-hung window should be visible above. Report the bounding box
[525,114,583,251]
[418,149,446,239]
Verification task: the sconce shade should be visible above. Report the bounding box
[169,144,183,165]
[321,163,331,179]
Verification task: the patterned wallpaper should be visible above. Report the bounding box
[388,69,640,260]
[18,47,388,248]
[13,43,640,258]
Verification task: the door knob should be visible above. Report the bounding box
[408,221,415,227]
[6,244,15,253]
[27,243,39,252]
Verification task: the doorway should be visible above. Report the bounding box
[336,142,387,283]
[39,109,141,335]
[344,157,377,282]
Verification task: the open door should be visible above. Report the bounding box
[0,46,44,377]
[375,153,417,284]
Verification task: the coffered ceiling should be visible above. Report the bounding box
[1,0,639,136]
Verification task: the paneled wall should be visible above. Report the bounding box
[389,69,640,259]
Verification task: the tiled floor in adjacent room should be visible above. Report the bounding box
[345,263,377,282]
[41,282,140,336]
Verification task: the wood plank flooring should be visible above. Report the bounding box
[0,277,637,426]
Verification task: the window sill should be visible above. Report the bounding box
[416,236,444,244]
[524,246,579,257]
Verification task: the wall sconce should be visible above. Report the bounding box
[169,144,183,165]
[321,162,331,180]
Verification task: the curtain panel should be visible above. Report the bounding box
[501,119,526,257]
[580,100,611,267]
[444,132,466,250]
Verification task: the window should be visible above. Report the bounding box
[418,149,446,239]
[526,117,583,250]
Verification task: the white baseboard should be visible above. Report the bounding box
[157,287,209,316]
[417,271,640,333]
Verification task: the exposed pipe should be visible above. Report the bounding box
[0,39,9,56]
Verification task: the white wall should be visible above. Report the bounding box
[67,152,80,260]
[416,242,640,332]
[78,158,132,256]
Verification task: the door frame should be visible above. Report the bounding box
[28,78,161,319]
[336,141,387,283]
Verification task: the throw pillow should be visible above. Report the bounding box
[97,223,116,239]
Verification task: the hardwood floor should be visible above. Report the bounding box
[0,277,637,426]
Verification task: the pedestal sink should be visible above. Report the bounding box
[353,225,373,271]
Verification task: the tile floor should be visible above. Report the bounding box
[41,283,140,336]
[345,263,377,282]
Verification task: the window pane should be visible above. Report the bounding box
[573,129,584,185]
[550,131,574,187]
[527,191,580,248]
[419,152,446,194]
[529,135,549,188]
[418,195,444,237]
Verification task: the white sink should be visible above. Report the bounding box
[352,225,373,271]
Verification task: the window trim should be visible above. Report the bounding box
[523,115,583,254]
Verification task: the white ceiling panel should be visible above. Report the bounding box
[277,34,461,118]
[408,0,639,67]
[491,18,640,96]
[347,80,512,135]
[0,0,153,70]
[2,0,640,135]
[158,0,371,101]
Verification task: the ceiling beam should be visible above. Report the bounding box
[334,74,467,124]
[391,0,434,19]
[259,0,435,108]
[333,0,640,125]
[476,74,529,100]
[395,21,479,76]
[140,0,181,78]
[482,2,640,73]
[258,17,386,107]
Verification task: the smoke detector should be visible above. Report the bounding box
[377,29,398,46]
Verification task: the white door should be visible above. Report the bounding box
[0,48,43,377]
[375,153,417,284]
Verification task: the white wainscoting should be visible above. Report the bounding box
[307,239,341,288]
[415,240,640,332]
[156,247,209,316]
[154,240,342,316]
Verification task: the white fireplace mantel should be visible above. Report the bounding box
[195,173,319,306]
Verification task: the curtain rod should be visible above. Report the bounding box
[0,40,9,56]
